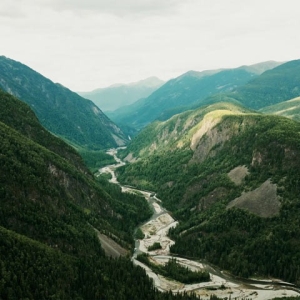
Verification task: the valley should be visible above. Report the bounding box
[99,148,300,300]
[2,55,300,299]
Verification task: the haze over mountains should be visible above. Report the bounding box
[107,61,283,131]
[79,76,164,112]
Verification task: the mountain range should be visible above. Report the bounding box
[0,56,128,150]
[107,61,282,131]
[79,76,164,112]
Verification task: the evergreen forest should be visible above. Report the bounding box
[2,56,300,300]
[0,89,202,299]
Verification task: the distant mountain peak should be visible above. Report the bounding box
[128,76,165,88]
[90,76,164,91]
[178,69,223,80]
[238,60,284,75]
[79,76,165,112]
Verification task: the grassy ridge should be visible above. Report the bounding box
[260,96,300,122]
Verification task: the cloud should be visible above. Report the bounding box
[0,1,25,18]
[2,0,300,91]
[42,0,185,17]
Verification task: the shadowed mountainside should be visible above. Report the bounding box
[0,56,128,150]
[0,89,187,299]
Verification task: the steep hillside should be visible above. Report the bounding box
[0,56,128,150]
[117,103,300,284]
[120,102,251,160]
[108,61,281,131]
[0,89,87,171]
[229,59,300,109]
[79,76,164,112]
[0,91,185,299]
[0,89,153,250]
[260,96,300,122]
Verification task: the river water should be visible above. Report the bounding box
[99,148,300,300]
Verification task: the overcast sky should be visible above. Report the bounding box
[1,0,300,91]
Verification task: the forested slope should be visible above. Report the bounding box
[0,90,203,299]
[229,59,300,109]
[117,102,300,284]
[260,96,300,122]
[0,56,128,150]
[0,89,87,171]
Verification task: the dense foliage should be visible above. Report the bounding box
[231,59,300,109]
[148,242,162,251]
[118,109,300,284]
[135,228,145,240]
[0,89,87,171]
[137,254,210,284]
[0,91,206,299]
[1,226,205,300]
[78,149,116,173]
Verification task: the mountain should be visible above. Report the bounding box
[1,89,201,299]
[78,76,164,112]
[107,61,282,131]
[117,102,300,284]
[228,59,300,109]
[260,96,300,122]
[0,56,128,150]
[238,60,283,74]
[0,88,86,170]
[0,88,154,254]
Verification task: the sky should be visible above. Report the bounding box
[1,0,300,91]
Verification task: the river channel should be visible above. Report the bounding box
[99,148,300,300]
